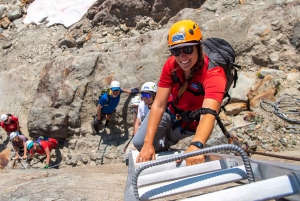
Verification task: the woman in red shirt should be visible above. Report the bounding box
[133,20,226,166]
[0,114,22,136]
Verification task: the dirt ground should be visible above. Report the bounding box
[0,151,299,201]
[0,163,128,201]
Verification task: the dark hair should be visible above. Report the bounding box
[177,43,204,98]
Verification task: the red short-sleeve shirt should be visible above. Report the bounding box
[158,55,227,130]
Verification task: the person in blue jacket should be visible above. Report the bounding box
[93,81,139,127]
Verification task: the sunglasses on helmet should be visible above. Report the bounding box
[141,92,152,99]
[169,45,194,56]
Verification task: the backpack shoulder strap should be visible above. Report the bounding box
[106,92,110,104]
[99,91,110,106]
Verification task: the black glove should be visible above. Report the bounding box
[131,88,140,95]
[93,117,102,125]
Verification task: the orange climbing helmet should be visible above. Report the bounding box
[167,20,202,49]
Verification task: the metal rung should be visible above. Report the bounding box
[138,160,223,187]
[181,175,300,201]
[138,165,247,200]
[132,150,186,176]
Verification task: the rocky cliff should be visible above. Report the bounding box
[0,0,299,167]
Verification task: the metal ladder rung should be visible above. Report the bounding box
[138,165,247,200]
[138,160,223,187]
[181,174,300,201]
[132,150,186,176]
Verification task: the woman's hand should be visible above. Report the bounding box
[136,143,156,163]
[177,145,205,166]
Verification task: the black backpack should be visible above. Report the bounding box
[171,38,241,112]
[202,38,241,109]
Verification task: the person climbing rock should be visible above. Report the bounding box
[1,114,22,136]
[132,82,157,136]
[92,81,139,130]
[10,132,28,160]
[131,95,141,132]
[26,137,58,169]
[133,20,227,166]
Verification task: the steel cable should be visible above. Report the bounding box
[245,150,300,161]
[260,94,300,124]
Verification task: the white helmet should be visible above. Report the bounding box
[1,114,8,122]
[26,140,34,150]
[131,95,141,106]
[110,81,121,90]
[140,82,157,93]
[10,132,19,140]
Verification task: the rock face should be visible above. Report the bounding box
[87,0,206,27]
[0,0,299,167]
[28,55,98,138]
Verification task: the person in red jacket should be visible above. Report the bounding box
[0,114,22,136]
[26,138,58,169]
[133,20,226,166]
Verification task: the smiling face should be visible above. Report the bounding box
[111,90,120,98]
[174,45,198,72]
[141,92,154,106]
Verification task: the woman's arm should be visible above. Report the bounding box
[137,87,171,162]
[183,98,221,165]
[12,145,20,159]
[16,121,21,133]
[28,149,34,159]
[44,147,51,165]
[96,104,102,121]
[121,88,131,93]
[22,141,27,159]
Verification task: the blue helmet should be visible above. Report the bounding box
[26,140,34,149]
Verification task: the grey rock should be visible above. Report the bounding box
[2,42,12,49]
[75,34,87,45]
[279,137,288,146]
[6,8,21,21]
[75,140,88,152]
[57,37,76,48]
[0,4,7,17]
[259,69,286,79]
[68,139,77,150]
[89,152,97,161]
[229,72,256,103]
[290,22,300,49]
